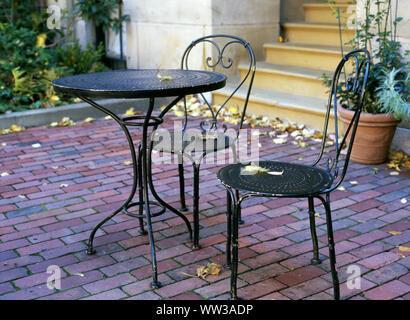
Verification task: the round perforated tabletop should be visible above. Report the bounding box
[52,69,227,99]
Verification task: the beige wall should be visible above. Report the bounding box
[124,0,280,69]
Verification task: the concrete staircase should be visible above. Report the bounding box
[214,0,356,130]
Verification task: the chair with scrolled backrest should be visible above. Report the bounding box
[216,48,371,300]
[151,34,256,249]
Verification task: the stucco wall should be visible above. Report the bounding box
[123,0,280,69]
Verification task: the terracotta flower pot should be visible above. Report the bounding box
[338,105,400,164]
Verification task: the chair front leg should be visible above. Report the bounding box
[192,162,201,250]
[177,154,188,212]
[230,143,244,225]
[225,189,233,268]
[308,196,320,265]
[319,194,340,300]
[230,195,240,300]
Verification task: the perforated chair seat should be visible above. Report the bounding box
[151,131,233,154]
[217,161,333,196]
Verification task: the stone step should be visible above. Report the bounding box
[283,22,355,47]
[264,42,349,71]
[304,3,354,24]
[238,61,330,99]
[213,85,334,130]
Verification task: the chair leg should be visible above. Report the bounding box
[177,154,188,212]
[308,196,320,265]
[137,144,147,235]
[235,190,244,225]
[225,189,232,268]
[231,144,244,225]
[192,162,200,250]
[323,194,340,300]
[230,197,240,300]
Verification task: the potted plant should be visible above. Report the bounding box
[324,0,409,164]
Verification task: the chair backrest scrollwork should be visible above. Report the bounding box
[180,34,256,138]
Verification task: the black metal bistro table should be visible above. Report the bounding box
[52,69,226,288]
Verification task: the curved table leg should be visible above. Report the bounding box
[81,97,140,255]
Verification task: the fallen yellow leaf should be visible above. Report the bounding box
[398,246,410,252]
[388,231,403,236]
[180,263,222,280]
[82,117,95,123]
[123,161,133,166]
[125,108,136,116]
[157,74,173,81]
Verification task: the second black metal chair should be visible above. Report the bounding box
[217,49,371,300]
[151,34,256,249]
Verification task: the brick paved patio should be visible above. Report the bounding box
[0,110,409,300]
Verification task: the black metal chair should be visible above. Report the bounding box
[217,49,371,300]
[151,35,256,249]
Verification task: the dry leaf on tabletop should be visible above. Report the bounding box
[104,115,113,120]
[32,143,41,148]
[157,74,173,81]
[123,161,133,166]
[60,184,68,188]
[337,186,346,191]
[1,172,9,177]
[390,171,399,176]
[242,162,268,174]
[268,170,284,176]
[349,181,358,185]
[73,273,84,277]
[398,246,410,252]
[401,198,407,204]
[397,253,406,258]
[314,213,321,218]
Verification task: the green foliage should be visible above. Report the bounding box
[376,68,410,119]
[0,1,114,114]
[74,0,129,33]
[324,0,410,119]
[56,42,109,75]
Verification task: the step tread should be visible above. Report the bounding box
[284,22,351,29]
[304,3,351,8]
[240,61,331,79]
[264,42,349,54]
[216,85,328,114]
